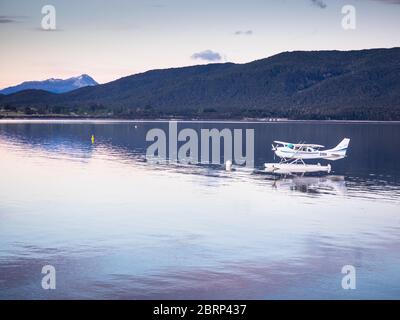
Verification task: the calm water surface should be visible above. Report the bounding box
[0,120,399,299]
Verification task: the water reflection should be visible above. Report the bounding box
[270,176,347,195]
[1,125,400,201]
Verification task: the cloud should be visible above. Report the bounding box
[0,15,27,24]
[191,50,223,62]
[310,0,327,9]
[0,19,15,24]
[309,0,400,9]
[0,16,18,24]
[370,0,400,3]
[234,30,253,36]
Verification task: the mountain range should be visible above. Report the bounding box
[1,48,399,120]
[0,74,98,95]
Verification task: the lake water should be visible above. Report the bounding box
[0,120,399,299]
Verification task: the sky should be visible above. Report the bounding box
[0,0,399,88]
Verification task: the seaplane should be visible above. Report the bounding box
[265,138,350,175]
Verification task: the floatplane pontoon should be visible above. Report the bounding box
[265,138,350,175]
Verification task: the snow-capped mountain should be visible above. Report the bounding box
[0,74,98,95]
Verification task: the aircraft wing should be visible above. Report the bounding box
[273,141,324,148]
[273,141,291,146]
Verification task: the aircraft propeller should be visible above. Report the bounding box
[271,144,277,160]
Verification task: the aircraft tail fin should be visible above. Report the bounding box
[325,138,350,160]
[332,138,350,152]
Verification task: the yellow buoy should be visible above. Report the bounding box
[91,134,95,144]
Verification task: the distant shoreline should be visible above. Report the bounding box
[1,115,400,124]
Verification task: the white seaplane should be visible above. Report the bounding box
[265,138,350,175]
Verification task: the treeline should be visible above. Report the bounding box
[2,104,400,121]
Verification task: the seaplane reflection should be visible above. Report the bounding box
[271,175,347,195]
